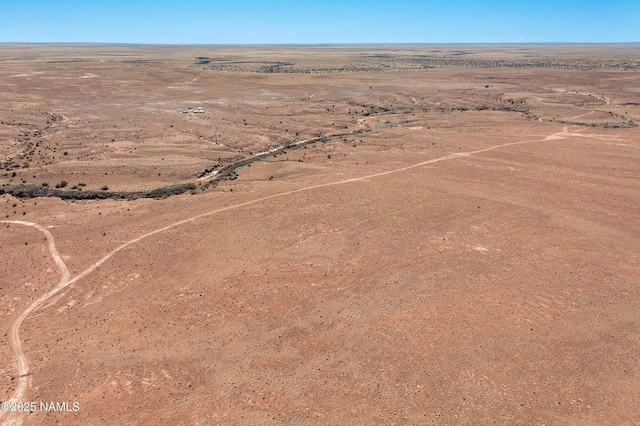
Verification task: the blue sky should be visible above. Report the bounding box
[1,0,638,43]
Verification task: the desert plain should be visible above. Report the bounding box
[1,44,640,424]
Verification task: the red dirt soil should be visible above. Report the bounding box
[1,44,639,425]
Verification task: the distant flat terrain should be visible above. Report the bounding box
[1,44,639,425]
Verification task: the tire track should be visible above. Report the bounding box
[0,128,570,424]
[0,221,69,425]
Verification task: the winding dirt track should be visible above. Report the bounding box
[0,128,571,424]
[0,221,70,425]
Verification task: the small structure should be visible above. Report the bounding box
[182,106,205,114]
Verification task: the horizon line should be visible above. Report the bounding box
[1,41,639,46]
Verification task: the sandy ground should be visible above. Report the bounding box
[1,44,639,425]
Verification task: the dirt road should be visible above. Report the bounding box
[0,128,581,424]
[0,221,69,425]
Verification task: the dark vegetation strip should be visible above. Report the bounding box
[3,103,632,201]
[0,132,357,200]
[0,182,197,200]
[198,57,640,73]
[198,132,360,191]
